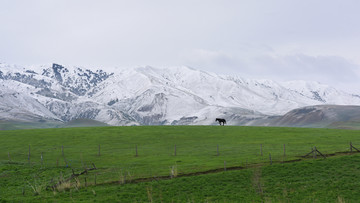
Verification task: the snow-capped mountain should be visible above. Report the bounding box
[1,63,360,126]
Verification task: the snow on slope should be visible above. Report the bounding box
[281,80,359,104]
[1,63,360,126]
[0,86,59,122]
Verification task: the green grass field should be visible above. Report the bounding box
[1,126,360,202]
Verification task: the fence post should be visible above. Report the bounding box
[28,145,31,166]
[314,147,317,159]
[41,152,43,167]
[269,153,272,165]
[283,144,286,157]
[135,145,138,157]
[61,145,69,167]
[350,141,353,153]
[260,144,263,156]
[312,147,314,159]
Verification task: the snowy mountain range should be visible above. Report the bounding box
[1,63,360,126]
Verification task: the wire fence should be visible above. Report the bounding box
[1,141,359,190]
[1,141,357,168]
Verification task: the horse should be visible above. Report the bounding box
[215,118,226,126]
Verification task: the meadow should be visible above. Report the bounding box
[1,126,360,202]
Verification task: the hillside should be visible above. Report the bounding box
[327,119,360,130]
[265,105,360,128]
[62,118,109,128]
[1,63,360,126]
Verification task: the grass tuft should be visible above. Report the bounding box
[170,165,178,178]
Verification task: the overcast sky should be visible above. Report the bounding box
[1,0,360,93]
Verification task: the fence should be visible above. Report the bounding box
[2,141,358,172]
[1,140,360,193]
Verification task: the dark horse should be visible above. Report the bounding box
[215,118,226,126]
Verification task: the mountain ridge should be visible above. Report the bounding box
[1,63,360,127]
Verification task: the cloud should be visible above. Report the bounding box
[1,1,360,93]
[183,49,236,66]
[251,54,359,81]
[253,54,360,94]
[182,48,360,93]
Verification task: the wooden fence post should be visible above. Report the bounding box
[61,145,65,167]
[283,144,286,157]
[28,145,31,165]
[314,147,317,159]
[135,145,138,157]
[312,147,314,159]
[269,153,272,165]
[349,142,360,152]
[350,141,353,153]
[41,152,43,167]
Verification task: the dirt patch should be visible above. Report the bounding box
[282,159,302,163]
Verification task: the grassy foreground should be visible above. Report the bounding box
[1,126,360,201]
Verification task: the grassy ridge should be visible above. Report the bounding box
[1,126,360,201]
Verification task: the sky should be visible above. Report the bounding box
[1,0,360,93]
